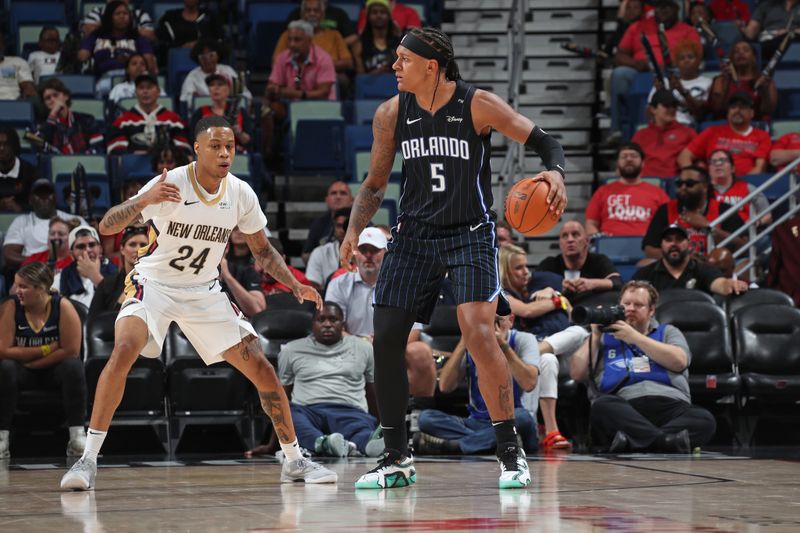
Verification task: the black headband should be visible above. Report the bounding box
[400,33,449,66]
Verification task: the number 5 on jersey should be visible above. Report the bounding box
[430,163,446,192]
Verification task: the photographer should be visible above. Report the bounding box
[570,281,716,453]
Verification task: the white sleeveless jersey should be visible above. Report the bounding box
[131,162,267,287]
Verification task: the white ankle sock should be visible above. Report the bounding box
[280,439,303,462]
[81,428,107,461]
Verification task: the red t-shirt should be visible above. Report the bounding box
[632,121,697,178]
[357,3,422,33]
[686,124,772,175]
[618,18,701,64]
[709,0,751,22]
[715,180,752,222]
[261,265,313,295]
[585,180,670,236]
[21,252,73,272]
[770,132,800,171]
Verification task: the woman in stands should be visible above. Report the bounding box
[36,78,104,154]
[649,38,711,127]
[179,38,252,106]
[356,0,402,74]
[90,225,149,317]
[108,53,165,105]
[708,149,773,226]
[189,73,252,152]
[0,262,85,459]
[78,0,157,97]
[708,40,777,121]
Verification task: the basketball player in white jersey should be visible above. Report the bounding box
[61,116,337,490]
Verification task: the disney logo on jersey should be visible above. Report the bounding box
[446,115,463,123]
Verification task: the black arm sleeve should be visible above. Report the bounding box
[525,126,566,179]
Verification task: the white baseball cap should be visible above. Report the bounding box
[358,227,387,250]
[68,225,100,249]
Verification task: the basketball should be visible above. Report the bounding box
[504,178,560,236]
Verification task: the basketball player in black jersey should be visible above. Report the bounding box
[340,28,568,489]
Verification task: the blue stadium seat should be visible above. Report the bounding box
[355,74,399,100]
[8,2,67,55]
[775,70,800,119]
[40,74,96,97]
[249,21,285,72]
[167,47,198,95]
[292,119,346,174]
[54,174,112,216]
[710,21,744,47]
[628,72,654,137]
[743,173,789,202]
[114,154,155,183]
[345,124,373,178]
[244,2,295,48]
[0,101,35,129]
[353,99,383,125]
[591,235,644,264]
[778,42,800,70]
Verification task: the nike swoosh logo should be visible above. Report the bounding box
[406,117,422,125]
[17,325,29,330]
[88,430,103,435]
[184,200,200,205]
[469,222,483,231]
[43,326,57,332]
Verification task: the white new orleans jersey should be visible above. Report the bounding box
[130,162,266,287]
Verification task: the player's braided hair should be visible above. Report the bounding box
[407,27,461,81]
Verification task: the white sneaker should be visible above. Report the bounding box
[497,446,532,489]
[66,427,86,457]
[314,433,348,457]
[0,430,9,459]
[60,458,97,491]
[280,457,338,483]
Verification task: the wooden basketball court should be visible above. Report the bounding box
[3,452,799,531]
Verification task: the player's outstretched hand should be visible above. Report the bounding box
[142,168,181,205]
[339,233,358,272]
[293,284,323,311]
[533,169,568,216]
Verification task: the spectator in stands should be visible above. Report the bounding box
[261,20,336,168]
[767,214,800,306]
[415,313,540,455]
[500,244,570,339]
[180,39,252,106]
[21,216,80,274]
[0,127,38,212]
[609,0,700,141]
[82,0,156,41]
[89,225,148,316]
[108,74,191,154]
[108,53,165,104]
[634,224,749,294]
[0,29,37,101]
[679,92,772,175]
[152,145,190,173]
[708,0,751,23]
[708,41,777,121]
[219,234,266,319]
[190,73,252,152]
[687,1,713,27]
[632,89,697,178]
[27,26,61,84]
[603,0,644,57]
[586,143,670,237]
[79,1,158,96]
[287,0,359,50]
[642,165,746,259]
[496,219,516,247]
[36,79,104,155]
[325,227,436,401]
[648,38,710,127]
[303,180,354,264]
[155,0,222,56]
[742,0,800,63]
[274,0,353,94]
[278,302,380,457]
[257,237,313,295]
[571,280,716,453]
[53,225,118,309]
[306,207,350,292]
[0,262,86,460]
[709,149,772,226]
[2,180,87,271]
[356,0,402,74]
[357,0,422,33]
[770,130,800,171]
[539,220,623,304]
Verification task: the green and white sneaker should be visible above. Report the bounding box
[497,445,532,489]
[355,450,416,489]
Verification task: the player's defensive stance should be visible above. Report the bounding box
[341,28,567,490]
[61,116,336,490]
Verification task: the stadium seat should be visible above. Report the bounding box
[353,99,383,125]
[167,47,198,95]
[726,288,795,317]
[353,150,402,182]
[288,101,342,137]
[250,308,313,361]
[616,264,638,281]
[69,99,106,127]
[710,21,744,47]
[0,213,18,236]
[291,119,346,174]
[49,155,111,215]
[345,125,373,178]
[657,288,715,307]
[355,74,399,100]
[248,20,285,72]
[775,70,800,119]
[49,155,107,182]
[772,120,800,139]
[117,96,175,112]
[591,235,644,264]
[7,3,67,55]
[16,24,68,58]
[114,154,154,183]
[423,304,460,353]
[743,173,788,201]
[265,292,317,314]
[83,311,169,450]
[0,101,35,129]
[40,74,96,98]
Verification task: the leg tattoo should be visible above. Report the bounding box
[259,391,291,443]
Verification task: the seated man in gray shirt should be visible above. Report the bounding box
[570,280,716,453]
[278,301,381,457]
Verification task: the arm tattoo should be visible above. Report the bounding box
[349,184,385,237]
[101,198,144,234]
[252,240,298,290]
[259,391,291,443]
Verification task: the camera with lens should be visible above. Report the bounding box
[572,304,625,326]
